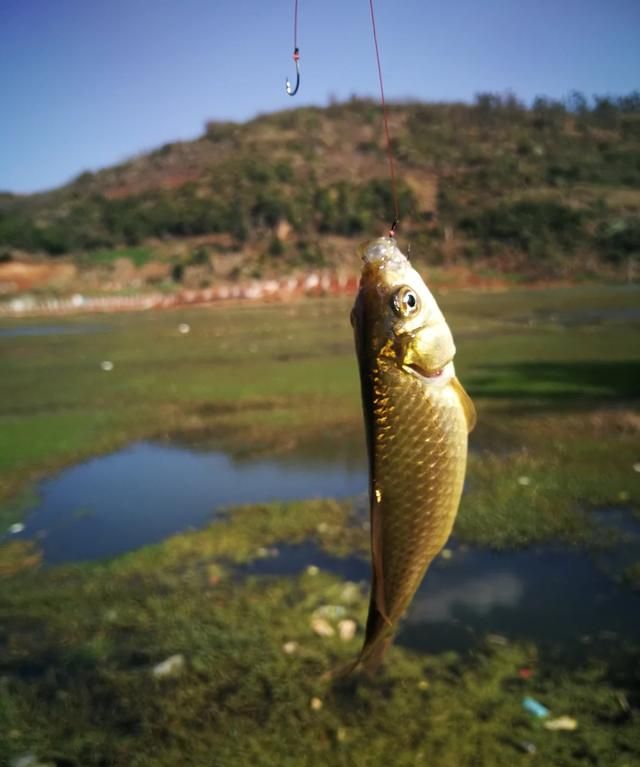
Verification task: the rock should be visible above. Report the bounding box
[310,696,323,711]
[100,360,114,372]
[544,716,578,731]
[517,476,531,486]
[311,617,335,638]
[338,619,357,641]
[178,323,190,334]
[152,654,185,678]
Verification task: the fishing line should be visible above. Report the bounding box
[368,0,399,237]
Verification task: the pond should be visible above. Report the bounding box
[8,441,368,564]
[4,439,640,656]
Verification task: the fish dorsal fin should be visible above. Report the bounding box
[452,376,476,433]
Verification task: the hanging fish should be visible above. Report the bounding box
[347,236,476,673]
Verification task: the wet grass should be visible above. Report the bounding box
[1,284,640,764]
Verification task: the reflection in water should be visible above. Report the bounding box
[409,571,523,622]
[14,442,367,565]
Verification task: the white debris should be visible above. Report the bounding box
[8,523,25,534]
[517,476,531,486]
[178,323,190,334]
[310,696,323,711]
[338,619,357,641]
[306,565,320,576]
[311,617,335,638]
[152,654,185,678]
[633,463,640,473]
[282,641,299,655]
[440,548,453,560]
[100,360,114,372]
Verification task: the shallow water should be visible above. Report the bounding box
[9,441,367,564]
[0,323,107,337]
[242,537,640,654]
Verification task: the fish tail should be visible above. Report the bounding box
[359,597,394,672]
[321,597,394,682]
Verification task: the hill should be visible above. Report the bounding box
[1,93,639,285]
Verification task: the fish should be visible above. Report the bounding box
[346,236,476,673]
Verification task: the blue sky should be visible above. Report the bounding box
[1,0,638,193]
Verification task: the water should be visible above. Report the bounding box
[5,440,640,653]
[0,323,107,337]
[10,442,367,564]
[242,538,640,654]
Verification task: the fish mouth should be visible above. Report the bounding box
[405,359,454,384]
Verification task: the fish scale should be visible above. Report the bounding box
[372,358,468,624]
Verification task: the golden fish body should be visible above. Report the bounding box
[350,237,475,672]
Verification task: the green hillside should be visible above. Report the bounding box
[1,93,639,278]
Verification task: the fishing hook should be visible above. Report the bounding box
[285,48,300,96]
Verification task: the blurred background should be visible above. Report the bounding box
[1,2,639,766]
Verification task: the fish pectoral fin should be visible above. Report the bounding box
[452,376,476,433]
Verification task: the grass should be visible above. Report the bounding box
[1,499,638,766]
[0,284,639,765]
[82,247,155,268]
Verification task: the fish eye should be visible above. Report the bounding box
[392,286,420,318]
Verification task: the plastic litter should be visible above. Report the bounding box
[522,696,549,718]
[544,716,578,731]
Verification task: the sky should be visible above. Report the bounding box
[1,0,639,194]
